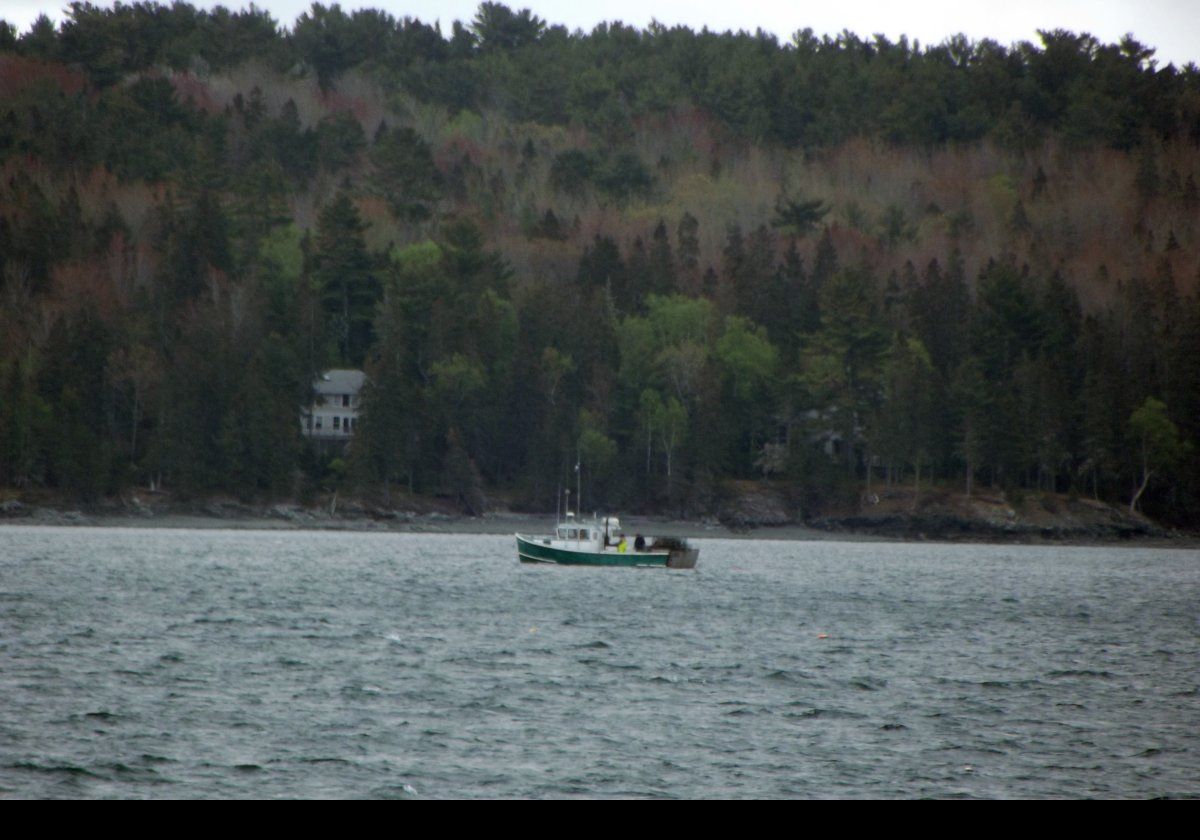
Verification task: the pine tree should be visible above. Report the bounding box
[312,193,378,367]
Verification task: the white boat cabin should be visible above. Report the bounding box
[553,513,624,550]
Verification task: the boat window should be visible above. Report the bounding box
[567,528,578,539]
[579,529,589,540]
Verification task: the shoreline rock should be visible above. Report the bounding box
[0,486,1193,548]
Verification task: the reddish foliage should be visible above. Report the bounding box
[169,72,221,115]
[633,105,721,162]
[49,259,125,327]
[354,195,389,223]
[317,89,369,122]
[825,223,880,266]
[0,55,89,98]
[435,136,489,172]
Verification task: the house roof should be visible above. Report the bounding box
[314,369,365,395]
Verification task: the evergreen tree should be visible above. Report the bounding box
[312,192,378,367]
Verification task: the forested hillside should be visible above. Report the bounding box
[2,2,1199,526]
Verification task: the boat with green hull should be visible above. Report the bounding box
[516,514,698,569]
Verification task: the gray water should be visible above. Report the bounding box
[1,526,1197,798]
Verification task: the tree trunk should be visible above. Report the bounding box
[911,460,921,511]
[1130,468,1152,512]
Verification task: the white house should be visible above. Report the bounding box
[301,369,365,440]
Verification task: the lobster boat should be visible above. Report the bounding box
[515,513,698,568]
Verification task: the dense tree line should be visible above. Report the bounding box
[1,3,1198,526]
[6,3,1198,148]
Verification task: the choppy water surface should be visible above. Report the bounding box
[1,526,1197,798]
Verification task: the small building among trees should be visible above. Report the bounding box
[301,369,365,441]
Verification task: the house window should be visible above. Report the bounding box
[342,394,350,407]
[315,418,323,430]
[333,416,341,430]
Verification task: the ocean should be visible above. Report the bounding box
[1,526,1197,798]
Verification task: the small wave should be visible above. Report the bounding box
[783,705,866,721]
[10,761,101,778]
[139,753,175,765]
[977,679,1040,689]
[765,668,815,683]
[341,684,385,698]
[850,676,888,691]
[105,761,168,780]
[373,783,419,799]
[576,640,611,649]
[783,707,823,719]
[1047,669,1112,679]
[577,657,640,671]
[723,706,772,717]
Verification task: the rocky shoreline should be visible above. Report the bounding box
[1,486,1195,548]
[713,481,1190,545]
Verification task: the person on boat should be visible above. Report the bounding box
[634,534,645,551]
[617,536,628,553]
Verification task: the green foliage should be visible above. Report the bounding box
[549,149,595,197]
[292,3,367,90]
[442,427,485,514]
[470,2,544,52]
[12,2,1198,153]
[716,316,778,402]
[772,195,829,239]
[220,334,304,497]
[258,224,304,281]
[431,353,484,413]
[595,153,654,203]
[1127,397,1187,511]
[549,149,653,203]
[0,352,51,487]
[875,336,938,488]
[312,192,378,367]
[2,3,1200,528]
[797,266,889,474]
[370,124,442,220]
[315,111,366,172]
